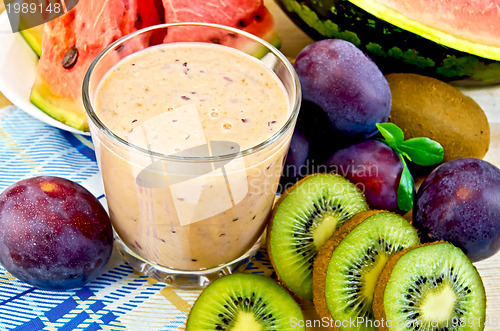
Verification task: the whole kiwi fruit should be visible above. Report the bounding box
[386,73,490,163]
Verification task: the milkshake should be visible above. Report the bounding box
[83,23,300,286]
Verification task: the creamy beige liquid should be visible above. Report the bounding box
[93,42,291,269]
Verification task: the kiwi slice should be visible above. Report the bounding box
[373,242,486,331]
[313,210,420,330]
[186,273,305,330]
[267,173,369,301]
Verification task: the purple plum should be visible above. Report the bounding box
[293,39,391,140]
[283,128,310,179]
[326,140,404,212]
[0,176,113,289]
[413,158,500,261]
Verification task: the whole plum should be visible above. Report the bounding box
[326,140,404,212]
[282,127,310,179]
[414,158,500,261]
[0,176,113,289]
[293,39,391,140]
[296,100,351,164]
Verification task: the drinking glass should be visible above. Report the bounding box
[83,23,301,288]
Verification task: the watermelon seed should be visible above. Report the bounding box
[62,45,78,69]
[135,14,142,29]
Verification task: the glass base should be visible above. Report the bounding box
[113,232,262,289]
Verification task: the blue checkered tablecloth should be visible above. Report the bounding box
[0,106,275,330]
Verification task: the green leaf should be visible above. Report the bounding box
[397,158,414,212]
[374,122,442,211]
[399,137,444,166]
[376,123,404,150]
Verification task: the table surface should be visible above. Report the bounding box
[0,0,499,329]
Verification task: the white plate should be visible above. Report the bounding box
[0,12,89,135]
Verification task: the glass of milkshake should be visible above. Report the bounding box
[82,23,301,288]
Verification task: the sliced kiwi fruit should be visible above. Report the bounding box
[373,242,486,331]
[267,173,369,301]
[313,210,420,330]
[186,273,305,330]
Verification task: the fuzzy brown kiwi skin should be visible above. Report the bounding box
[386,73,490,163]
[372,241,487,330]
[266,173,362,302]
[312,210,382,329]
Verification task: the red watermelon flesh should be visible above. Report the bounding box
[30,0,163,131]
[163,0,262,26]
[41,0,140,101]
[375,0,500,48]
[162,0,280,48]
[137,0,165,29]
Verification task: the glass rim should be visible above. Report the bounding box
[82,22,301,162]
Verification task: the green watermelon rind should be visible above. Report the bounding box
[267,30,282,51]
[30,78,88,132]
[278,0,500,82]
[20,26,44,57]
[246,30,282,58]
[349,0,500,61]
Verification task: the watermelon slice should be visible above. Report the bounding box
[30,0,163,131]
[30,0,281,132]
[364,0,500,56]
[162,0,280,48]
